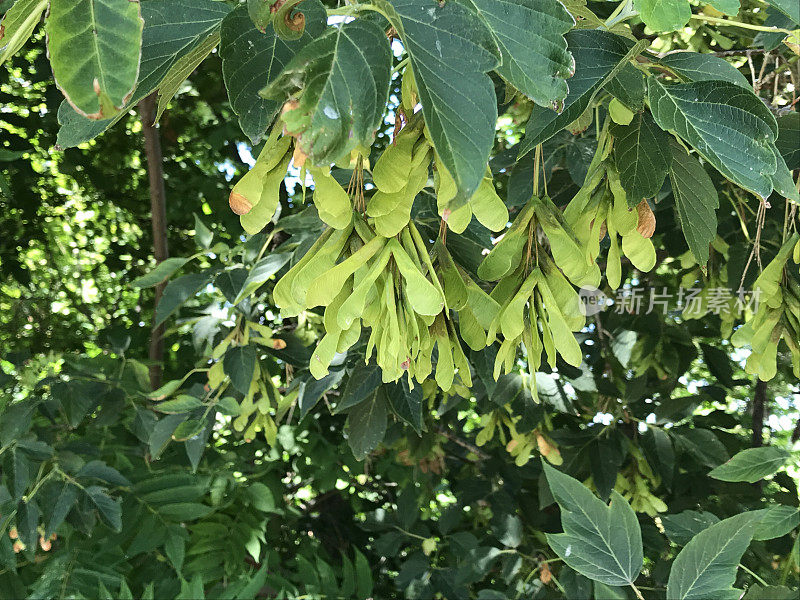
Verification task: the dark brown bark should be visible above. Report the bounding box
[138,94,169,391]
[751,379,767,447]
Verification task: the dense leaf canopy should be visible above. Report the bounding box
[0,0,799,598]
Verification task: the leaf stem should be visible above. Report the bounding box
[327,2,391,22]
[690,15,795,35]
[392,57,410,76]
[739,562,770,587]
[630,583,646,600]
[604,0,636,29]
[549,573,566,595]
[393,525,428,541]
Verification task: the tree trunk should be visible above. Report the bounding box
[138,94,169,391]
[751,379,767,447]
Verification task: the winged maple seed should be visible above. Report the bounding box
[636,200,656,238]
[292,143,307,168]
[280,99,301,135]
[539,561,552,585]
[228,191,253,216]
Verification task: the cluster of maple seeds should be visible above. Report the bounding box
[732,233,800,380]
[229,107,665,390]
[8,526,56,554]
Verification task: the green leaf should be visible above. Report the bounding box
[678,428,729,467]
[220,3,324,143]
[0,402,34,447]
[589,433,627,501]
[298,370,344,418]
[753,505,800,541]
[45,483,79,538]
[376,0,500,201]
[85,485,122,531]
[193,214,213,249]
[56,0,232,147]
[46,0,144,119]
[464,0,575,107]
[593,582,628,599]
[233,252,292,304]
[154,395,204,414]
[216,268,248,304]
[76,460,131,487]
[142,583,155,600]
[606,63,647,112]
[154,271,214,327]
[669,140,719,266]
[386,379,423,435]
[148,414,187,459]
[164,528,186,572]
[634,0,690,32]
[707,0,740,15]
[137,0,230,96]
[354,548,372,599]
[520,30,642,153]
[769,146,799,202]
[666,511,763,600]
[16,499,39,549]
[98,581,113,600]
[661,510,720,546]
[145,378,184,401]
[334,364,383,414]
[11,448,29,500]
[641,425,675,489]
[154,27,220,119]
[709,446,790,483]
[648,77,779,199]
[233,565,270,600]
[138,482,205,505]
[764,0,800,24]
[0,172,10,200]
[247,482,276,513]
[776,112,800,170]
[177,575,204,600]
[157,502,214,520]
[55,100,117,149]
[743,585,799,600]
[659,51,750,88]
[223,345,257,394]
[0,0,48,66]
[543,461,643,587]
[215,397,240,417]
[493,514,523,548]
[611,110,671,204]
[262,19,391,165]
[132,257,190,288]
[346,390,388,460]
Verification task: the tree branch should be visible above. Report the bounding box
[751,379,767,448]
[437,428,490,460]
[138,94,169,391]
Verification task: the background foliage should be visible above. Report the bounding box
[1,0,799,599]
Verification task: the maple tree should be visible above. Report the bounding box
[1,0,799,598]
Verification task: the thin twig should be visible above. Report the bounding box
[437,428,490,459]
